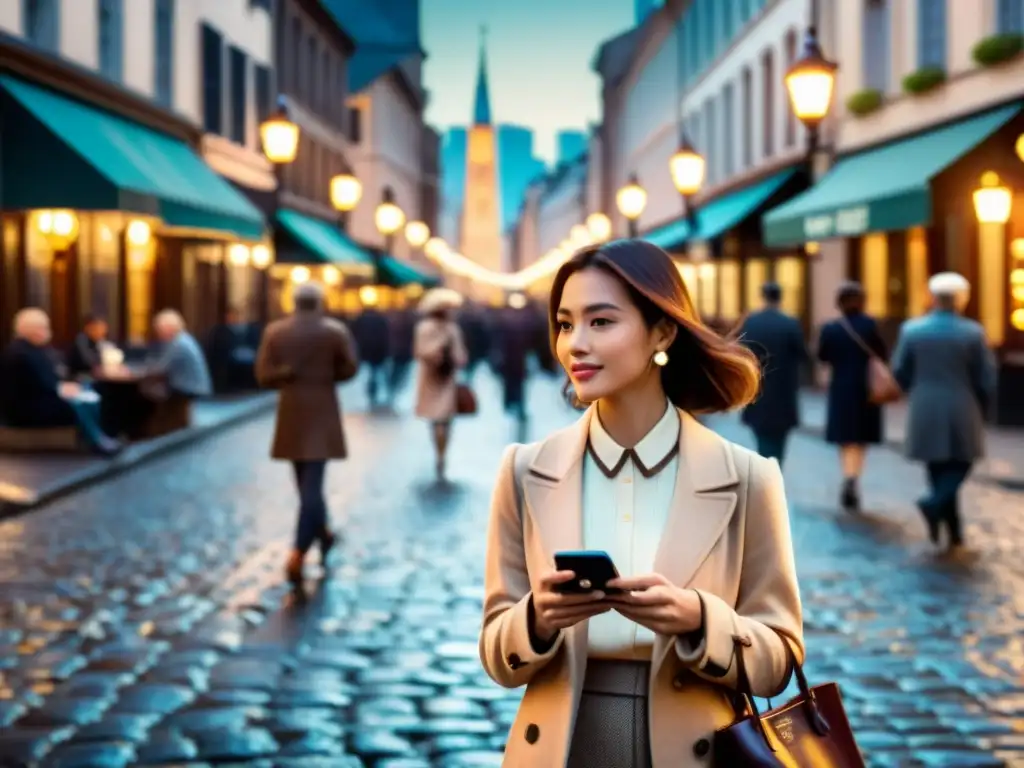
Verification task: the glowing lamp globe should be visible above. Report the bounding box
[37,209,79,249]
[670,140,706,197]
[570,224,590,248]
[424,237,448,260]
[260,100,300,164]
[290,266,311,284]
[375,187,405,236]
[973,171,1012,224]
[251,244,272,269]
[228,244,250,266]
[616,175,647,221]
[126,220,152,247]
[322,266,342,286]
[586,212,612,242]
[785,30,838,125]
[405,220,431,248]
[330,174,362,212]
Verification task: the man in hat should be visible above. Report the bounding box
[256,282,360,587]
[737,281,809,466]
[891,272,997,553]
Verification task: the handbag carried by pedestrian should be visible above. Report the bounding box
[455,382,478,415]
[837,316,901,405]
[712,635,865,767]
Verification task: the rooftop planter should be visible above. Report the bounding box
[846,88,883,117]
[972,33,1024,67]
[902,66,946,95]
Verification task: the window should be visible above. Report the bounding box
[290,17,302,94]
[761,49,775,158]
[97,0,123,80]
[721,0,733,45]
[349,106,362,143]
[741,66,753,168]
[154,0,174,106]
[917,0,947,69]
[253,64,272,126]
[739,0,753,22]
[863,0,890,91]
[307,35,318,109]
[228,46,247,145]
[322,50,332,119]
[704,98,717,185]
[721,82,735,178]
[201,23,224,135]
[997,0,1024,32]
[23,0,58,50]
[784,29,798,148]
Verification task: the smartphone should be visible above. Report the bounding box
[553,550,622,594]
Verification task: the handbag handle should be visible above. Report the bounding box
[836,315,881,363]
[730,633,831,751]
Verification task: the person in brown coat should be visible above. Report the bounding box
[255,282,360,587]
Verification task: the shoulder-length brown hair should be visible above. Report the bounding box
[548,240,761,414]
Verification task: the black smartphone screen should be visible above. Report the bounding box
[553,550,622,594]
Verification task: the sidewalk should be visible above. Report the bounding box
[798,389,1024,490]
[0,393,276,513]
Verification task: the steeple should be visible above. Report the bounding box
[472,25,492,126]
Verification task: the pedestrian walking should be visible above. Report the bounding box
[349,303,391,409]
[891,272,996,553]
[255,282,360,589]
[386,305,416,406]
[479,240,802,768]
[816,281,887,511]
[414,287,468,482]
[737,281,809,465]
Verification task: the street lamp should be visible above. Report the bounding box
[669,133,705,231]
[570,224,591,249]
[330,173,362,231]
[405,220,430,248]
[424,236,448,260]
[586,212,612,242]
[784,25,837,156]
[259,96,300,325]
[616,174,647,238]
[375,186,405,255]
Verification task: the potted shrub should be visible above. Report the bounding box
[902,66,946,94]
[846,88,883,117]
[972,33,1024,67]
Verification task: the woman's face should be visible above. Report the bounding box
[555,267,673,404]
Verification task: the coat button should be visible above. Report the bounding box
[525,723,540,744]
[693,738,710,757]
[507,653,522,669]
[672,672,686,690]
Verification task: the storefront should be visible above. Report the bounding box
[643,168,811,333]
[762,101,1024,425]
[0,69,267,348]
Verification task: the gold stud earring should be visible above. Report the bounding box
[653,350,669,367]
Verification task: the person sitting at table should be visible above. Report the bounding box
[0,308,122,455]
[150,309,213,401]
[67,314,113,380]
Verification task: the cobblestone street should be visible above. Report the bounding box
[0,373,1022,767]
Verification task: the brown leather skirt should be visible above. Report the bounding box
[566,660,653,768]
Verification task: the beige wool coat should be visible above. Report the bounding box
[413,316,467,421]
[479,407,804,767]
[255,311,359,460]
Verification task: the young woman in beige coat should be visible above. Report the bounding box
[479,240,803,767]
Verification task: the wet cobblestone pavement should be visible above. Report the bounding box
[0,373,1023,767]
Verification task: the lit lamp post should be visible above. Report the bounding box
[616,174,647,238]
[374,186,406,255]
[330,173,362,231]
[784,23,837,161]
[586,212,612,243]
[259,96,300,323]
[405,220,431,262]
[670,135,706,231]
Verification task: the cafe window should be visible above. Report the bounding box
[23,0,59,50]
[718,260,741,320]
[201,23,224,135]
[861,233,889,317]
[745,258,769,310]
[228,45,248,145]
[97,0,124,81]
[863,0,891,92]
[253,64,272,126]
[917,0,947,70]
[154,0,175,107]
[906,227,930,317]
[126,242,155,345]
[698,263,718,318]
[776,256,805,318]
[676,261,698,300]
[998,0,1024,32]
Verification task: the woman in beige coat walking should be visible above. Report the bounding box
[479,241,803,767]
[414,288,468,481]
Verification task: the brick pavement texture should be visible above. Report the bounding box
[0,372,1021,767]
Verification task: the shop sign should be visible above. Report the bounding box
[802,206,870,240]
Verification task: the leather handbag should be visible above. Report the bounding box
[837,316,901,405]
[455,383,478,416]
[712,635,865,767]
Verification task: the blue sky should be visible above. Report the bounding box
[421,0,634,162]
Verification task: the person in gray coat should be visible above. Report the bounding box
[891,272,997,552]
[738,282,809,465]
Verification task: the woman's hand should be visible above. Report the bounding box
[604,573,702,636]
[531,570,611,643]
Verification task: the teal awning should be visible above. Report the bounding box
[761,104,1020,247]
[275,209,375,274]
[0,75,266,240]
[645,169,795,250]
[378,255,440,287]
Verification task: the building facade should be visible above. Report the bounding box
[0,0,267,346]
[761,0,1024,423]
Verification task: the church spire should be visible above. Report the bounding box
[472,25,492,126]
